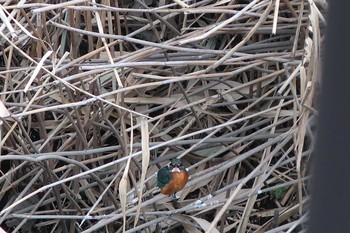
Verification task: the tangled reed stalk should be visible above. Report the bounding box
[0,0,326,232]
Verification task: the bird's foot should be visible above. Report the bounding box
[171,197,180,209]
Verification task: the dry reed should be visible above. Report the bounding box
[0,0,326,232]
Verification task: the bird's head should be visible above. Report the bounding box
[170,158,184,172]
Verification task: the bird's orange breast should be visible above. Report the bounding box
[160,171,189,195]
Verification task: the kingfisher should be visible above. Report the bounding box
[156,158,189,198]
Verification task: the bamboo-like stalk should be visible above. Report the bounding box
[0,0,323,232]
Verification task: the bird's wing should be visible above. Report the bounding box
[156,166,172,188]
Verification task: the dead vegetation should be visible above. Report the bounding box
[0,0,326,232]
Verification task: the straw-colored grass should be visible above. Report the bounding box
[0,0,326,232]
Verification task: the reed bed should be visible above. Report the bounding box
[0,0,326,232]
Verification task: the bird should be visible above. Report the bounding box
[156,158,189,198]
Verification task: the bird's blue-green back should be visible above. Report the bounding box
[156,166,172,188]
